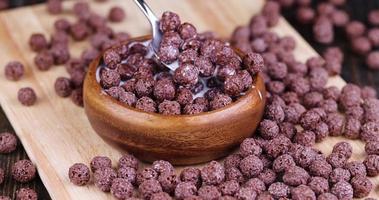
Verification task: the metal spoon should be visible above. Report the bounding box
[133,0,178,71]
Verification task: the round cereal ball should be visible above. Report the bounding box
[16,188,37,200]
[139,179,163,200]
[118,154,138,170]
[364,155,379,177]
[329,168,351,184]
[158,100,181,115]
[239,138,262,157]
[198,185,221,200]
[4,61,24,81]
[331,181,353,200]
[110,178,133,199]
[219,180,239,196]
[258,119,279,140]
[136,167,158,186]
[332,142,352,159]
[174,182,197,199]
[293,130,316,147]
[268,182,290,198]
[258,168,277,186]
[209,94,232,110]
[224,154,242,169]
[350,176,372,198]
[291,185,316,200]
[201,161,225,185]
[244,178,266,194]
[265,135,292,159]
[225,167,244,184]
[90,156,112,172]
[160,11,181,33]
[272,154,295,173]
[12,159,36,183]
[318,193,338,200]
[0,168,4,185]
[18,87,37,106]
[151,192,172,200]
[68,163,90,186]
[365,141,379,155]
[345,161,367,177]
[239,155,263,178]
[309,159,332,178]
[282,166,309,187]
[108,6,125,22]
[327,152,347,168]
[0,132,17,154]
[308,176,329,195]
[179,167,201,187]
[235,187,257,200]
[94,167,117,192]
[152,160,174,176]
[117,167,136,185]
[158,172,179,194]
[366,51,379,70]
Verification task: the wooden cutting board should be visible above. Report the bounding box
[0,0,377,199]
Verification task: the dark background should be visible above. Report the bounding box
[1,0,379,199]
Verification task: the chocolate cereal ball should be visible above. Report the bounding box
[180,168,201,187]
[139,179,163,199]
[332,142,352,159]
[364,155,379,177]
[282,166,309,187]
[12,159,36,183]
[268,182,290,198]
[201,161,225,185]
[150,192,172,200]
[318,193,338,200]
[366,51,379,70]
[365,141,379,155]
[18,87,37,106]
[29,33,48,52]
[54,77,73,97]
[158,100,181,115]
[108,6,125,22]
[272,154,295,173]
[219,180,239,196]
[110,178,133,199]
[235,187,257,200]
[4,61,24,81]
[244,178,266,194]
[16,188,37,200]
[68,163,90,186]
[136,97,157,113]
[117,167,137,185]
[160,11,181,33]
[198,185,221,200]
[152,160,174,176]
[136,168,158,186]
[346,161,367,177]
[329,168,351,184]
[0,132,17,154]
[239,155,263,178]
[291,185,316,200]
[239,138,262,157]
[90,156,112,172]
[209,94,232,110]
[331,181,353,200]
[175,182,197,200]
[351,176,372,198]
[308,176,329,195]
[94,167,117,192]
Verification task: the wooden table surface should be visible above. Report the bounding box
[0,1,378,200]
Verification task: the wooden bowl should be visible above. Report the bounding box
[83,36,266,165]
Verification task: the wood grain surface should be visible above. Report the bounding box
[0,0,377,199]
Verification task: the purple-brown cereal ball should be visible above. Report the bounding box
[201,161,225,185]
[350,176,372,198]
[219,180,239,196]
[329,168,351,184]
[361,122,379,143]
[12,159,36,183]
[345,21,366,39]
[139,179,163,199]
[267,62,287,80]
[303,92,323,108]
[291,185,316,200]
[327,152,347,168]
[176,88,193,106]
[54,18,70,32]
[194,56,214,77]
[198,185,221,200]
[368,28,379,47]
[344,117,361,139]
[331,181,353,200]
[118,167,136,185]
[54,77,72,97]
[224,75,244,97]
[108,6,125,22]
[325,112,345,136]
[282,166,310,186]
[364,155,379,177]
[135,78,155,98]
[68,163,90,186]
[16,188,37,200]
[71,88,83,107]
[175,182,197,200]
[366,51,379,70]
[0,168,4,185]
[299,109,320,130]
[179,49,198,64]
[283,103,305,123]
[365,141,379,155]
[265,135,292,159]
[158,100,181,115]
[160,11,181,32]
[178,22,197,40]
[309,159,332,178]
[244,178,266,194]
[243,52,264,76]
[351,37,372,55]
[4,61,24,81]
[136,97,157,113]
[272,154,295,173]
[294,130,315,147]
[346,161,366,177]
[151,192,172,200]
[224,154,242,169]
[239,138,262,158]
[183,104,204,115]
[361,86,377,99]
[111,178,133,199]
[158,172,179,194]
[174,63,199,87]
[100,70,121,89]
[308,177,329,195]
[265,103,285,123]
[312,121,329,142]
[179,168,201,188]
[90,156,112,172]
[29,33,48,52]
[235,187,257,200]
[152,160,174,176]
[313,17,333,44]
[318,193,338,200]
[296,7,315,24]
[94,167,117,192]
[268,182,290,198]
[239,155,263,178]
[369,9,379,26]
[0,132,17,154]
[103,49,121,69]
[136,167,158,186]
[332,142,352,159]
[279,122,297,140]
[258,169,276,186]
[209,94,232,110]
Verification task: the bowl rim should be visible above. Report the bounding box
[86,35,265,119]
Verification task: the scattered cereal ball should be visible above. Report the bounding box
[158,100,181,115]
[154,79,176,101]
[54,77,73,97]
[150,192,171,200]
[178,23,197,40]
[308,176,329,195]
[331,181,353,200]
[15,188,37,200]
[90,156,112,172]
[47,0,62,14]
[51,44,71,65]
[345,161,367,177]
[4,61,24,81]
[219,180,239,196]
[351,36,372,55]
[136,97,157,113]
[94,167,117,192]
[318,193,338,200]
[366,51,379,70]
[329,168,351,184]
[110,178,133,199]
[174,63,199,86]
[332,142,352,159]
[0,168,4,185]
[350,176,372,198]
[136,168,158,186]
[180,168,201,187]
[244,178,265,195]
[117,167,136,185]
[152,160,174,176]
[209,94,232,110]
[293,130,315,147]
[70,22,90,41]
[68,163,90,186]
[198,185,221,199]
[364,155,379,177]
[369,9,379,26]
[12,159,36,183]
[119,154,138,170]
[296,7,315,24]
[71,88,83,107]
[103,49,121,69]
[54,18,71,32]
[343,117,361,139]
[345,21,366,39]
[268,182,290,199]
[235,187,257,200]
[160,11,181,33]
[282,166,309,186]
[0,132,17,154]
[29,33,48,52]
[361,122,379,143]
[239,155,263,178]
[239,138,262,157]
[34,50,54,71]
[201,161,225,185]
[158,172,179,194]
[243,52,264,76]
[272,154,295,173]
[313,17,334,44]
[139,179,163,199]
[365,141,379,155]
[309,159,332,178]
[291,185,316,200]
[174,182,197,200]
[258,168,276,186]
[108,6,125,22]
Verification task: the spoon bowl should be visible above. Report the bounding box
[83,36,266,165]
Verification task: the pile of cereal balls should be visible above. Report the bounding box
[0,132,38,200]
[68,1,379,200]
[98,11,261,115]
